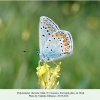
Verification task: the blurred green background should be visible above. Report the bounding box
[0,1,100,89]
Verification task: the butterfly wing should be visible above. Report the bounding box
[42,30,73,61]
[39,16,60,53]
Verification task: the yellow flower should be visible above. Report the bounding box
[36,62,61,89]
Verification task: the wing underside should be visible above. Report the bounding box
[39,16,60,53]
[42,30,73,61]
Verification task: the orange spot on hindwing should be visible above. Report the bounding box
[64,43,68,46]
[56,33,59,36]
[63,39,67,42]
[59,33,67,42]
[64,48,68,53]
[60,33,63,36]
[63,35,66,39]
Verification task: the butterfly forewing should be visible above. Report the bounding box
[39,16,60,52]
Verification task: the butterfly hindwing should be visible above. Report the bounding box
[42,30,73,61]
[39,16,60,52]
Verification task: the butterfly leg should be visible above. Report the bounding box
[38,59,47,65]
[38,60,41,65]
[50,58,57,66]
[38,59,44,65]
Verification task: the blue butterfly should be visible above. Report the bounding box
[39,16,73,62]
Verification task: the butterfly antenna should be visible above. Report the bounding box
[23,50,29,52]
[22,49,38,52]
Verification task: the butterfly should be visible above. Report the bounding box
[39,16,73,62]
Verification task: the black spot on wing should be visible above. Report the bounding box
[42,35,45,37]
[64,52,67,54]
[67,32,72,42]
